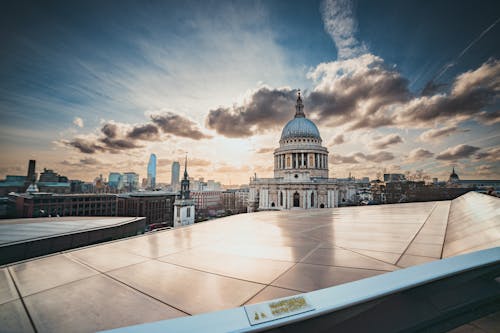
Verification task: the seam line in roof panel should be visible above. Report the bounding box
[68,255,192,316]
[6,267,38,333]
[153,259,271,286]
[395,202,439,266]
[440,199,454,259]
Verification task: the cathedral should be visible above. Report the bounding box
[248,91,353,211]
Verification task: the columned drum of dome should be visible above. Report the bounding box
[274,91,329,179]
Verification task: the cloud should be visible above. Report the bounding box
[63,111,210,154]
[307,54,410,130]
[205,87,296,138]
[406,148,434,162]
[395,59,500,127]
[188,158,212,167]
[60,157,104,167]
[476,164,499,176]
[474,146,500,162]
[476,110,500,125]
[330,153,360,164]
[257,147,274,154]
[370,133,403,149]
[330,134,345,145]
[151,112,211,140]
[361,151,395,163]
[62,138,106,154]
[419,126,469,142]
[329,151,394,164]
[80,157,100,165]
[73,117,84,128]
[127,124,160,141]
[101,123,118,138]
[320,0,367,59]
[436,144,481,160]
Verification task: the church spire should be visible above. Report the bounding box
[181,154,190,199]
[295,89,305,118]
[183,154,188,180]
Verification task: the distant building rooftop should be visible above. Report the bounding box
[0,192,498,332]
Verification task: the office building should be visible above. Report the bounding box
[147,153,157,189]
[171,162,180,191]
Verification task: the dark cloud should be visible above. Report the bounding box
[396,59,500,126]
[151,112,211,140]
[257,147,274,154]
[205,87,296,138]
[127,124,160,140]
[99,137,141,151]
[419,126,469,141]
[101,123,118,138]
[62,138,105,154]
[406,148,434,162]
[204,57,498,136]
[436,144,481,160]
[308,54,410,130]
[60,157,105,167]
[63,111,209,154]
[370,134,403,149]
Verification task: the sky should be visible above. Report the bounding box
[0,0,499,185]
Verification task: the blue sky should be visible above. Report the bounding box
[0,0,499,184]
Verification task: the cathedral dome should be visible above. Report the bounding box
[280,90,322,142]
[280,117,321,141]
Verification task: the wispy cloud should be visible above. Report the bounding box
[320,0,367,59]
[370,134,403,149]
[418,126,469,142]
[436,144,481,161]
[406,148,434,163]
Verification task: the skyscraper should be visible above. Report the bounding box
[171,161,180,191]
[147,153,157,189]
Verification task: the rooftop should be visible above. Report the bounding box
[0,192,498,332]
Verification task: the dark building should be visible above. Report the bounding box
[27,159,37,183]
[118,191,176,226]
[9,192,118,218]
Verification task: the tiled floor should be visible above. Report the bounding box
[1,192,498,332]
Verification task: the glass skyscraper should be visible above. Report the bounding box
[147,153,157,189]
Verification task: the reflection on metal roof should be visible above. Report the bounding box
[0,192,499,332]
[0,217,143,246]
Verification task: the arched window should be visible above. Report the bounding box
[271,202,275,207]
[293,192,300,207]
[280,192,283,206]
[310,192,314,207]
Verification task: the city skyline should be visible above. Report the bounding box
[1,0,499,184]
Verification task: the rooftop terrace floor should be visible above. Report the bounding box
[0,192,498,332]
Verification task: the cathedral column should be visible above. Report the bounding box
[301,153,304,168]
